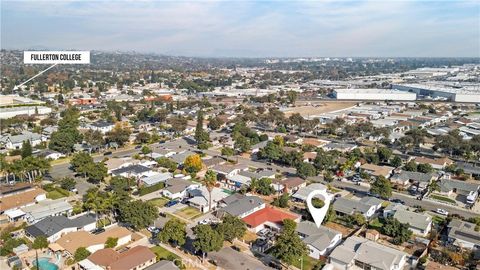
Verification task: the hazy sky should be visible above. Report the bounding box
[1,0,479,57]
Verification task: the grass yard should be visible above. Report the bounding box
[174,207,203,220]
[368,217,384,231]
[150,246,181,262]
[430,194,456,204]
[96,218,112,228]
[46,188,69,199]
[149,197,169,207]
[292,255,323,270]
[432,215,445,225]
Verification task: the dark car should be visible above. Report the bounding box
[104,151,113,156]
[165,200,179,207]
[391,199,405,204]
[269,261,283,270]
[135,145,142,149]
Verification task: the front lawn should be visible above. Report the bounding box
[430,194,456,204]
[150,246,182,266]
[46,188,70,199]
[149,197,169,207]
[174,206,202,219]
[97,218,112,228]
[292,255,323,270]
[368,217,384,231]
[431,215,445,225]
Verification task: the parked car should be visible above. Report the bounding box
[104,151,113,156]
[390,199,404,204]
[165,200,179,207]
[435,208,449,216]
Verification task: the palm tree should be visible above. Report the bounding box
[249,177,258,194]
[203,170,217,212]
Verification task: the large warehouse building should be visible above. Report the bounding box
[333,89,417,101]
[392,83,480,103]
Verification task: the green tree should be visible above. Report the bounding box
[74,247,91,261]
[193,224,223,262]
[404,160,417,172]
[286,91,298,105]
[158,218,187,247]
[117,200,158,229]
[272,193,290,208]
[221,147,235,158]
[256,178,275,195]
[104,237,118,248]
[296,162,317,179]
[21,140,33,158]
[370,176,392,199]
[217,214,247,242]
[272,219,308,266]
[86,162,107,183]
[377,147,392,163]
[106,124,131,146]
[49,107,82,154]
[141,145,152,155]
[382,217,413,244]
[60,177,76,191]
[71,152,94,177]
[390,155,402,167]
[234,136,251,153]
[417,163,433,173]
[32,236,48,250]
[156,157,178,172]
[207,116,224,130]
[194,110,210,148]
[83,130,105,149]
[203,170,217,212]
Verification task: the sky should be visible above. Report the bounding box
[1,0,479,57]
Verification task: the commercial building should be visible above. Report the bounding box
[333,89,417,101]
[393,83,480,103]
[0,95,51,119]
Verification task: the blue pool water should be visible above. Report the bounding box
[33,257,59,270]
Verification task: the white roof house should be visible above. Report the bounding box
[187,186,231,213]
[140,172,173,187]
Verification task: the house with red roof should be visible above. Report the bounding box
[241,206,301,233]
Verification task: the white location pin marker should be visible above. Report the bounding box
[306,189,333,228]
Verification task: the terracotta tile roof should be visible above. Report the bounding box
[89,246,156,270]
[0,188,46,212]
[56,226,131,254]
[242,207,299,228]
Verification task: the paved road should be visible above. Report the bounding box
[209,246,273,270]
[330,180,478,219]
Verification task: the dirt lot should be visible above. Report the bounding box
[324,221,355,237]
[283,101,356,117]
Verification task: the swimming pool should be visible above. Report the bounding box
[33,257,59,270]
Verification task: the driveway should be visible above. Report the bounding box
[209,246,274,270]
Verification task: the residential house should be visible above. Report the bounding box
[360,163,394,179]
[162,178,200,200]
[242,206,300,233]
[413,156,454,170]
[105,157,138,174]
[292,183,327,202]
[111,164,155,178]
[187,186,230,213]
[0,131,46,150]
[87,120,115,134]
[169,150,196,164]
[216,194,265,219]
[21,199,73,224]
[333,197,380,219]
[140,172,172,187]
[447,219,480,250]
[390,170,436,191]
[383,204,432,237]
[145,260,179,270]
[436,179,480,205]
[36,149,65,160]
[25,213,96,242]
[56,226,132,255]
[251,140,269,154]
[79,245,156,270]
[328,236,408,270]
[322,143,357,153]
[271,177,307,194]
[202,156,226,168]
[296,221,342,259]
[0,184,46,216]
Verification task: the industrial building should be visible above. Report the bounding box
[393,83,480,103]
[0,95,52,119]
[333,89,417,101]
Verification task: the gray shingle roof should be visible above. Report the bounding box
[438,179,480,194]
[448,220,480,245]
[333,198,372,215]
[218,195,263,217]
[25,213,96,237]
[391,171,435,183]
[111,164,151,175]
[296,221,341,252]
[393,209,432,231]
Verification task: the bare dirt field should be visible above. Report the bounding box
[283,101,356,117]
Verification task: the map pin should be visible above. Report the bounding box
[306,189,333,228]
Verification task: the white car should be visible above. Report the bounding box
[435,209,448,216]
